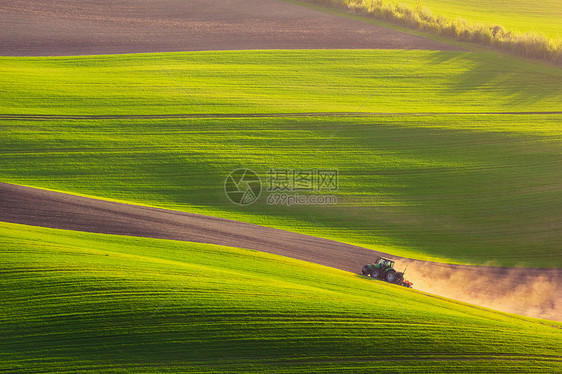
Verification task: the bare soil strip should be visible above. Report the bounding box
[0,182,559,320]
[0,0,457,56]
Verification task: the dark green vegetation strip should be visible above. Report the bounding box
[1,50,561,266]
[1,222,561,372]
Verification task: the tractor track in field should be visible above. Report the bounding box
[0,0,457,56]
[1,112,561,121]
[1,182,560,321]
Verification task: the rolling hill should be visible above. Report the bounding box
[1,222,561,372]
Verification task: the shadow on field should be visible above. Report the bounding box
[430,52,562,105]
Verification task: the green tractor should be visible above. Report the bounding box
[361,257,413,288]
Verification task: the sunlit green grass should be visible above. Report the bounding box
[1,50,561,266]
[1,222,560,372]
[1,50,561,115]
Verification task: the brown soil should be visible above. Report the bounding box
[0,182,560,321]
[0,0,458,56]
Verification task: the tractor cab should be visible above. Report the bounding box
[375,257,394,269]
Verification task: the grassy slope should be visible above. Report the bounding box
[1,222,561,372]
[2,115,561,266]
[392,0,562,38]
[1,50,561,115]
[1,50,561,267]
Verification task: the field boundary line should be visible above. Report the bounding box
[2,111,561,121]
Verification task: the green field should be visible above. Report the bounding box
[2,8,562,371]
[1,222,560,372]
[1,50,561,267]
[387,0,562,38]
[1,50,561,115]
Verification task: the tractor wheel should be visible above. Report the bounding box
[361,265,371,275]
[385,270,397,283]
[370,268,380,279]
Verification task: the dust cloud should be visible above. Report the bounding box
[400,260,561,321]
